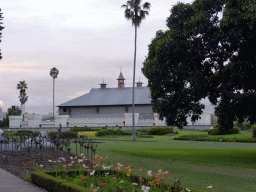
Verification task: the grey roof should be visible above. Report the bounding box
[57,86,151,107]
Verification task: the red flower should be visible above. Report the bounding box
[81,177,86,180]
[100,183,106,186]
[167,172,171,175]
[126,164,128,167]
[100,161,104,164]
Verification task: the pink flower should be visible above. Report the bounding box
[167,172,171,176]
[92,189,97,192]
[105,156,108,159]
[156,175,160,178]
[63,165,67,169]
[162,178,165,181]
[153,175,156,177]
[68,164,73,167]
[113,177,117,180]
[139,169,142,172]
[93,166,97,168]
[92,160,96,163]
[132,183,138,186]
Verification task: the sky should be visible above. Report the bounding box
[0,0,216,115]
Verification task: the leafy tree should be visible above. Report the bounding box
[50,67,59,119]
[142,0,256,131]
[17,81,28,119]
[6,105,21,120]
[121,0,150,141]
[0,9,4,60]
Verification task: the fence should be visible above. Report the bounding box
[0,132,104,169]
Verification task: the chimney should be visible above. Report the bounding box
[117,72,125,89]
[99,80,107,89]
[136,80,143,88]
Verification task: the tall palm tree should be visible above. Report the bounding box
[50,67,59,119]
[17,81,28,119]
[121,0,150,141]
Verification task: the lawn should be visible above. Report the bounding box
[69,139,256,192]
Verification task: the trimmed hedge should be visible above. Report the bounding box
[95,129,136,137]
[147,127,178,135]
[70,127,91,132]
[48,131,78,139]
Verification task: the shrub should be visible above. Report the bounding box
[101,127,107,129]
[95,129,134,137]
[147,127,177,135]
[137,127,151,135]
[15,130,40,137]
[48,131,78,140]
[69,127,91,132]
[208,124,241,135]
[252,125,256,138]
[235,122,252,130]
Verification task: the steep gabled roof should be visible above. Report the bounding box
[57,86,151,107]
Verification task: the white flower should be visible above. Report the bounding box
[103,166,108,170]
[147,170,152,177]
[105,172,109,175]
[220,139,222,142]
[119,181,124,184]
[39,164,43,167]
[78,159,83,163]
[70,156,73,159]
[90,170,95,176]
[90,184,93,188]
[48,160,52,163]
[207,186,212,188]
[80,153,83,156]
[186,188,191,192]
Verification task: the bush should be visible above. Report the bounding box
[69,127,91,132]
[137,128,151,135]
[208,124,241,135]
[147,127,177,135]
[15,130,40,137]
[48,131,78,140]
[95,129,134,137]
[101,127,107,129]
[235,122,252,130]
[252,125,256,138]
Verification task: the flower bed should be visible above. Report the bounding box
[29,154,197,192]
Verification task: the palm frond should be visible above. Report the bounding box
[143,2,151,10]
[121,4,127,8]
[125,9,133,19]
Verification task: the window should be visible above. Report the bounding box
[63,108,67,113]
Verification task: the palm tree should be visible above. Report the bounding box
[17,81,28,119]
[121,0,150,141]
[50,67,59,119]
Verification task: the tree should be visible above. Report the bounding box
[6,105,21,120]
[121,0,150,141]
[17,81,28,120]
[0,9,4,60]
[50,67,59,119]
[142,0,256,131]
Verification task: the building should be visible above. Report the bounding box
[9,72,213,128]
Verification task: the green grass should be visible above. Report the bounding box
[69,140,256,192]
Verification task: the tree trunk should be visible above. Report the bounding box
[132,25,137,141]
[53,78,55,119]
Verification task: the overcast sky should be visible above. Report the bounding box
[0,0,215,115]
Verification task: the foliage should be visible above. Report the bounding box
[48,131,78,140]
[17,81,28,114]
[235,121,253,131]
[0,119,9,128]
[137,127,151,135]
[142,0,256,130]
[95,129,139,137]
[252,125,256,138]
[147,127,178,135]
[16,130,36,137]
[208,122,240,135]
[101,127,107,130]
[174,134,256,143]
[50,67,59,118]
[6,105,21,120]
[69,127,91,132]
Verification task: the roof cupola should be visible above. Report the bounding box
[99,79,107,89]
[117,71,125,89]
[136,79,143,88]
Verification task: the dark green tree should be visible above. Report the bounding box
[121,0,150,141]
[6,105,21,120]
[17,81,28,119]
[0,9,4,60]
[142,0,256,131]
